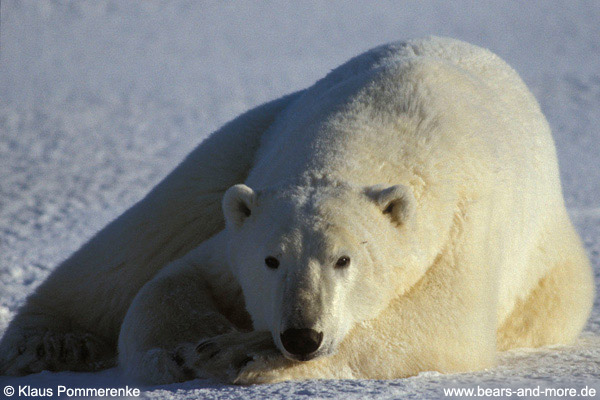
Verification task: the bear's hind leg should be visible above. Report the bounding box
[0,315,115,375]
[497,221,594,350]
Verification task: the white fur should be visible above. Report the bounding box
[0,37,593,384]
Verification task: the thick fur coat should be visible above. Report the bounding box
[0,37,593,384]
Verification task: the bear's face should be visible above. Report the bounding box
[222,181,421,361]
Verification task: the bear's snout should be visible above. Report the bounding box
[280,328,323,360]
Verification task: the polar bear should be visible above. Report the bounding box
[0,37,594,384]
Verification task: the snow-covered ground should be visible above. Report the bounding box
[0,1,598,398]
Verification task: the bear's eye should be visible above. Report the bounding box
[264,256,280,269]
[335,256,351,268]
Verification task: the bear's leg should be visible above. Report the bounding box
[0,322,115,375]
[497,220,594,350]
[0,91,303,376]
[118,233,280,384]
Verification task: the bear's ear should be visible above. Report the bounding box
[223,184,257,229]
[365,184,415,226]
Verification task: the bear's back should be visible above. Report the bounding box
[251,36,558,196]
[318,36,541,121]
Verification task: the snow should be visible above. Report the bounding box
[0,1,598,398]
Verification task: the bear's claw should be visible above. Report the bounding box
[171,330,283,383]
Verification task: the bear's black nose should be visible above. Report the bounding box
[280,328,323,358]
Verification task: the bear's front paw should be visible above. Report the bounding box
[173,330,283,383]
[233,354,297,385]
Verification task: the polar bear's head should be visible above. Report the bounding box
[222,180,425,361]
